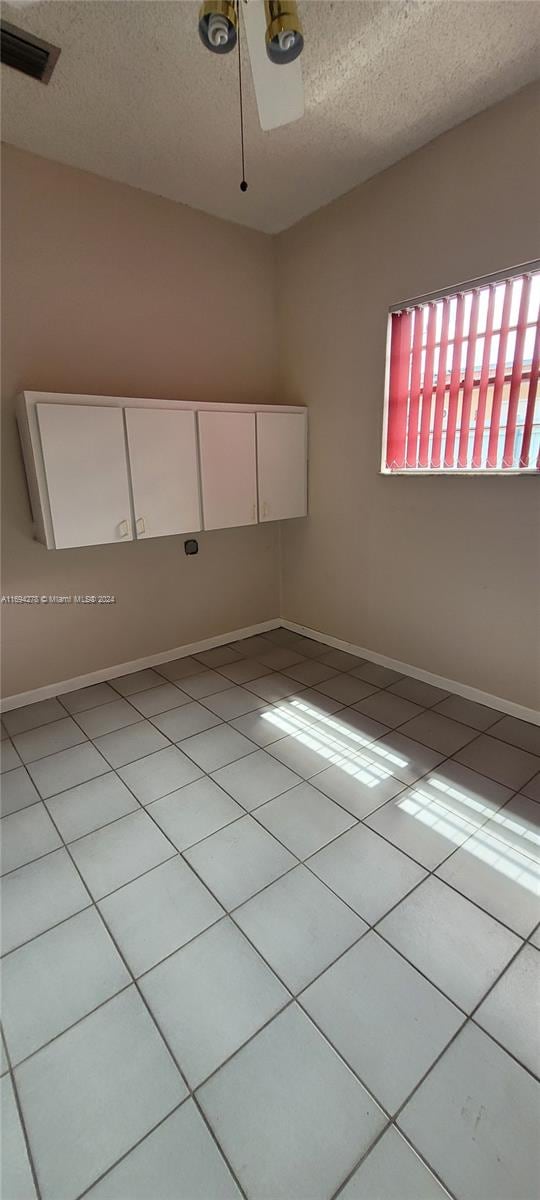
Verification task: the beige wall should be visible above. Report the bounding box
[3,85,539,708]
[276,83,540,711]
[1,144,279,697]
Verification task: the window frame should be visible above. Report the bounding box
[380,259,540,477]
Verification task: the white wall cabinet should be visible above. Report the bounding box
[198,411,258,530]
[17,392,307,549]
[36,403,132,549]
[257,411,307,522]
[125,408,201,539]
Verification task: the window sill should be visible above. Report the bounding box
[380,468,539,476]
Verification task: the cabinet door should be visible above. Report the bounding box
[257,411,307,521]
[126,408,201,539]
[198,411,257,530]
[36,403,132,549]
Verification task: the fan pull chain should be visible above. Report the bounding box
[238,9,248,191]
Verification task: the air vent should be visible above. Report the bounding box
[1,20,60,84]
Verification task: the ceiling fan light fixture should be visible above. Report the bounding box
[264,0,303,64]
[198,0,238,54]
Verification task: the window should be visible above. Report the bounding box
[383,264,540,473]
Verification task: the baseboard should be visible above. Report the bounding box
[0,619,281,712]
[3,614,539,727]
[282,619,540,727]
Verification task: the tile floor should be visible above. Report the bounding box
[1,627,539,1200]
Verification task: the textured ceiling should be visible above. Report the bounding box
[2,0,540,233]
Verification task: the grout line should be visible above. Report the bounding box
[72,1098,190,1200]
[2,1031,43,1200]
[107,675,173,700]
[127,911,230,982]
[379,1127,458,1200]
[9,980,134,1072]
[182,1097,249,1200]
[1,796,43,819]
[3,763,111,806]
[79,849,179,904]
[330,1116,459,1200]
[0,899,94,961]
[169,994,296,1098]
[0,832,68,880]
[42,794,141,839]
[4,730,89,769]
[467,1016,540,1085]
[525,919,540,946]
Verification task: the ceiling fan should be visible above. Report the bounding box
[198,0,304,132]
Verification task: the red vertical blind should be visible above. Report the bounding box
[385,267,540,471]
[458,289,480,468]
[405,307,424,468]
[443,294,465,468]
[486,280,513,468]
[471,285,496,469]
[418,303,436,467]
[520,319,540,468]
[386,310,412,469]
[503,276,531,468]
[430,298,450,468]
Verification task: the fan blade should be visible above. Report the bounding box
[242,0,304,132]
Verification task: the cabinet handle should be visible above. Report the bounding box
[252,503,257,522]
[262,501,269,519]
[136,516,146,535]
[119,520,129,538]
